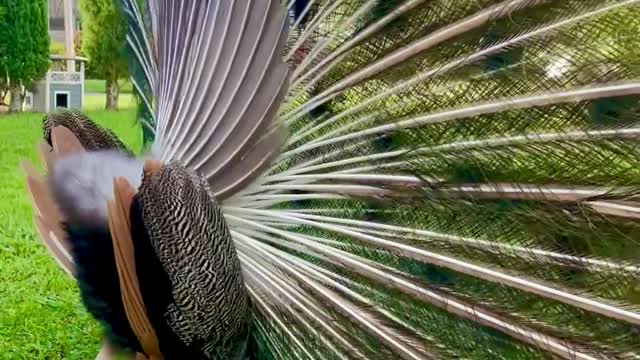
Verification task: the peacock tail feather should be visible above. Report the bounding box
[22,0,640,359]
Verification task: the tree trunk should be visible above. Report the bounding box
[9,85,24,113]
[0,86,7,106]
[105,79,119,110]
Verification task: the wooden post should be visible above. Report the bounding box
[63,0,75,72]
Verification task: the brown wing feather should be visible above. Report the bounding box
[37,141,53,172]
[22,126,92,276]
[95,340,139,360]
[51,126,85,157]
[95,341,117,360]
[142,160,163,178]
[21,160,75,276]
[44,110,131,153]
[107,176,163,359]
[27,123,145,359]
[21,125,88,277]
[32,215,74,276]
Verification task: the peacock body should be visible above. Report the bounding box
[22,0,640,359]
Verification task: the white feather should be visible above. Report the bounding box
[48,151,143,228]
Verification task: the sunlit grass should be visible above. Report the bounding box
[84,79,133,94]
[83,93,136,112]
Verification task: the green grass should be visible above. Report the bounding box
[84,79,133,94]
[0,109,141,359]
[83,93,136,112]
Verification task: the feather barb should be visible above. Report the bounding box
[107,177,162,360]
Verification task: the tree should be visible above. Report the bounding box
[80,0,128,110]
[0,75,8,107]
[0,3,7,106]
[0,0,49,112]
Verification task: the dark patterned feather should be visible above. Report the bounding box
[133,163,251,359]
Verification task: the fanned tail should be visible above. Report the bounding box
[117,0,292,201]
[110,0,640,359]
[223,1,640,359]
[117,0,157,144]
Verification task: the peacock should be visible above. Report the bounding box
[21,0,640,359]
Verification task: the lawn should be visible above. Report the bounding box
[84,79,134,94]
[83,93,136,111]
[0,103,141,358]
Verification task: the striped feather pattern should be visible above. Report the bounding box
[134,164,250,359]
[222,1,640,359]
[43,110,132,154]
[118,0,291,200]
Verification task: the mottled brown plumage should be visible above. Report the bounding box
[132,163,250,359]
[43,110,132,154]
[27,120,252,359]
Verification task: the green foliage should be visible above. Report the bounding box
[0,0,6,105]
[0,2,5,63]
[0,2,6,105]
[0,0,49,87]
[74,31,103,79]
[49,41,65,56]
[79,0,128,84]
